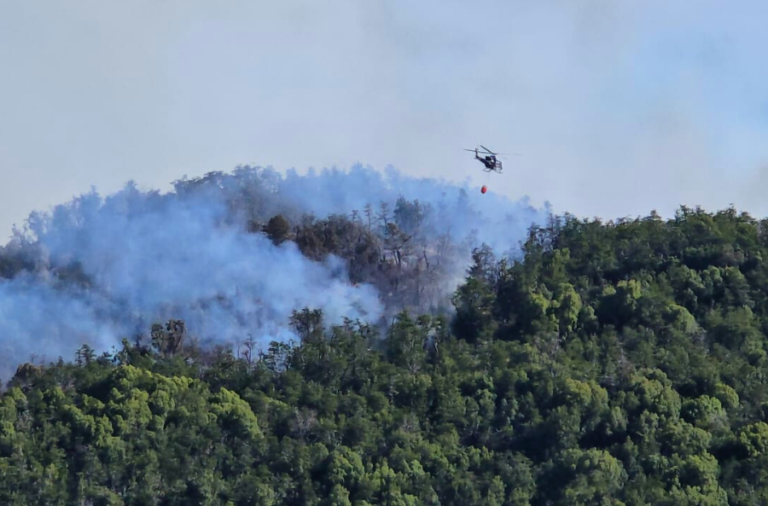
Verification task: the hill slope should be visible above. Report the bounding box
[3,206,768,504]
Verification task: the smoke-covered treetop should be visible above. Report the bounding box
[168,164,549,253]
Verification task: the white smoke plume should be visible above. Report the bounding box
[0,165,549,378]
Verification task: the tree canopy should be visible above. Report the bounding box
[4,205,768,504]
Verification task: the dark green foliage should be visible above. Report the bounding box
[263,214,291,245]
[7,206,768,503]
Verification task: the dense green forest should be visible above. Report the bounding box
[5,205,768,504]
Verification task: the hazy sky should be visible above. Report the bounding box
[2,0,768,240]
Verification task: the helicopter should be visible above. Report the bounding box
[464,145,505,173]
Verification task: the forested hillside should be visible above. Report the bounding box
[5,205,768,504]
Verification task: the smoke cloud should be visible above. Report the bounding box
[0,165,548,379]
[5,1,768,239]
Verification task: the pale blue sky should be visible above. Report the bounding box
[2,0,768,239]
